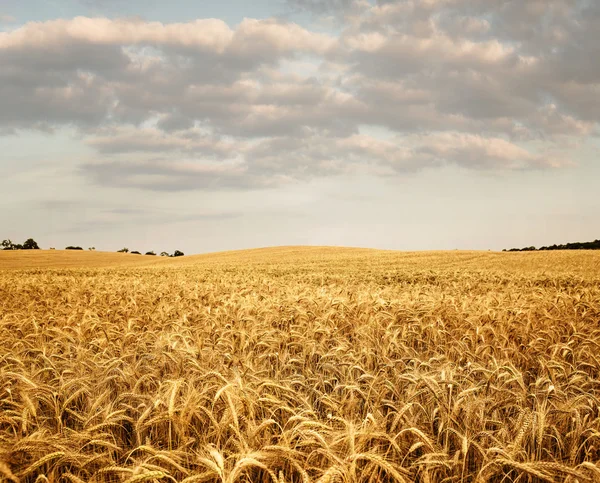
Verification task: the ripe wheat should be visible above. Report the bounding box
[0,248,599,482]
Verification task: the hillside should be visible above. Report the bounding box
[0,249,175,270]
[1,246,599,277]
[1,246,600,482]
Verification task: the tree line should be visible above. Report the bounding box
[116,248,184,257]
[2,238,40,250]
[2,238,183,257]
[503,239,600,252]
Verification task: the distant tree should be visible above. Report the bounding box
[65,246,83,250]
[88,247,95,251]
[2,238,39,250]
[504,239,600,252]
[160,251,170,257]
[173,250,184,257]
[23,238,40,250]
[117,248,129,253]
[131,251,141,255]
[145,251,156,256]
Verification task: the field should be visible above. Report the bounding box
[1,247,600,483]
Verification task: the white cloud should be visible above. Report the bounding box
[0,2,598,192]
[0,17,231,50]
[415,132,570,170]
[0,16,334,54]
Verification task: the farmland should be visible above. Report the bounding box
[1,248,600,482]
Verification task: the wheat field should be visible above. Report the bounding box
[1,247,599,483]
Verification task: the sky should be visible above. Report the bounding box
[1,0,598,254]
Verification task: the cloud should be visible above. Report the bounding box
[286,0,369,17]
[0,14,16,23]
[413,132,570,170]
[31,197,242,237]
[0,17,336,130]
[78,129,571,192]
[0,16,335,54]
[0,17,232,51]
[86,127,242,155]
[82,158,266,191]
[0,3,598,191]
[263,132,572,173]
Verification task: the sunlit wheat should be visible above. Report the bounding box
[0,248,599,482]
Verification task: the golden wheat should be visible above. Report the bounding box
[1,248,599,482]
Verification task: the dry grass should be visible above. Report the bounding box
[1,247,600,482]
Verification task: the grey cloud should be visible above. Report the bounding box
[431,70,538,121]
[36,200,84,211]
[32,197,241,236]
[0,17,335,130]
[551,83,600,124]
[368,0,580,49]
[0,42,126,128]
[81,158,266,191]
[169,80,361,138]
[35,197,238,220]
[0,5,597,192]
[156,113,195,132]
[76,0,128,4]
[336,0,600,139]
[0,74,114,129]
[86,127,240,156]
[0,42,130,77]
[99,206,242,223]
[79,129,570,192]
[104,207,148,215]
[288,0,368,17]
[256,132,569,173]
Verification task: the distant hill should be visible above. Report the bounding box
[504,239,600,252]
[2,247,600,282]
[0,249,171,270]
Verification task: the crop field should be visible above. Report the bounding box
[1,247,600,483]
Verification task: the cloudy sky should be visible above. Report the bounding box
[1,0,598,254]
